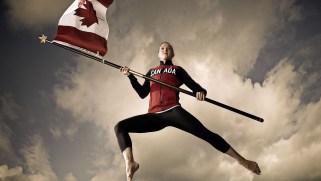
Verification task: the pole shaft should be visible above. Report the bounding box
[46,40,264,122]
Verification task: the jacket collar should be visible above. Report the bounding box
[160,60,173,65]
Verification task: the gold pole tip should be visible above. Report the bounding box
[38,34,47,44]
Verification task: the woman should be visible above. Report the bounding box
[115,42,261,181]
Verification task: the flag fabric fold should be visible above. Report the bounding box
[54,0,113,56]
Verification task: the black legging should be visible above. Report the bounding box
[114,106,230,153]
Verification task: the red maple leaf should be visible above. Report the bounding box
[74,0,99,27]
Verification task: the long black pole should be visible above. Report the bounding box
[40,36,264,122]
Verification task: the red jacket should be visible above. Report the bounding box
[128,60,206,113]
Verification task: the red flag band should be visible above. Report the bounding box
[54,0,113,56]
[96,0,113,8]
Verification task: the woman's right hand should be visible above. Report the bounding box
[120,66,131,76]
[78,0,85,7]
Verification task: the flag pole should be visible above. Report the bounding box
[39,35,264,123]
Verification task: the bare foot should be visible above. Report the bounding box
[239,159,261,175]
[126,161,139,181]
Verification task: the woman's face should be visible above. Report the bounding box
[158,42,175,61]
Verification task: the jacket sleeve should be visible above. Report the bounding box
[177,67,207,95]
[127,71,151,99]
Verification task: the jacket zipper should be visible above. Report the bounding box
[159,69,163,106]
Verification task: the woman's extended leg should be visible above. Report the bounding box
[163,107,261,175]
[114,113,167,181]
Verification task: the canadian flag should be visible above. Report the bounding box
[54,0,113,56]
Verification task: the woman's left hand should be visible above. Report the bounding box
[196,92,205,101]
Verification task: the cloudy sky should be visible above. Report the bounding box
[1,0,321,181]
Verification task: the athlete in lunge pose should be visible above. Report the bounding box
[115,42,261,181]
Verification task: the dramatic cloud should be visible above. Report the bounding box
[21,135,58,180]
[49,123,79,141]
[107,0,281,75]
[0,94,21,120]
[0,94,58,181]
[257,100,321,181]
[0,94,21,165]
[0,135,58,181]
[64,173,78,181]
[0,165,27,181]
[4,0,71,30]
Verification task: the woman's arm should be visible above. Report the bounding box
[177,67,207,100]
[120,67,150,99]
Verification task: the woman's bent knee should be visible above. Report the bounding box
[114,122,122,134]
